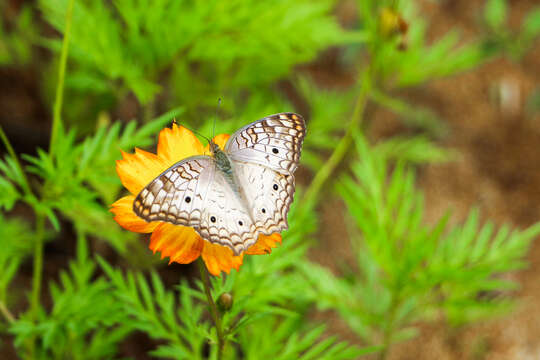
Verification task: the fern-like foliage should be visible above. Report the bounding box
[99,259,210,359]
[10,247,132,359]
[17,108,182,253]
[82,202,368,359]
[0,216,35,308]
[359,1,490,88]
[0,155,24,211]
[0,5,35,65]
[295,78,357,171]
[38,0,350,111]
[239,316,376,360]
[302,131,540,349]
[210,203,369,359]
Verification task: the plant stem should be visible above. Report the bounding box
[0,301,15,324]
[301,70,371,207]
[49,0,75,158]
[377,292,401,360]
[30,213,46,319]
[143,98,156,123]
[75,224,88,262]
[197,258,225,360]
[28,212,45,359]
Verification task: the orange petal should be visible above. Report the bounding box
[201,242,244,276]
[245,233,283,255]
[157,124,205,164]
[150,223,204,264]
[116,148,170,195]
[203,133,230,154]
[110,195,160,233]
[213,134,230,150]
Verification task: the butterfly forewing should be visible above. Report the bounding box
[133,156,214,226]
[225,113,306,175]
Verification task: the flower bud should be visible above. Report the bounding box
[217,292,233,312]
[379,8,408,38]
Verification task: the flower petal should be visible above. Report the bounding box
[149,223,204,264]
[116,148,170,195]
[158,124,205,164]
[245,233,282,255]
[212,134,230,150]
[202,242,243,276]
[204,134,230,154]
[111,195,160,233]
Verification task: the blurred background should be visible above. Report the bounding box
[1,0,540,359]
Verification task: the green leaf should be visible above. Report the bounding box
[484,0,508,30]
[522,8,540,40]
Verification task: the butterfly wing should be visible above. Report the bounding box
[133,156,215,227]
[226,112,305,235]
[225,113,306,175]
[233,161,295,235]
[197,171,260,255]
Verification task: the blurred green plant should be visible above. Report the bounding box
[37,0,359,124]
[0,5,36,66]
[0,216,35,319]
[482,0,540,59]
[526,86,540,116]
[302,132,540,359]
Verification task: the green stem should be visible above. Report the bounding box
[197,258,225,360]
[143,98,156,123]
[30,213,46,319]
[49,0,74,158]
[28,212,45,359]
[301,71,371,207]
[377,291,401,360]
[75,224,88,263]
[0,301,15,324]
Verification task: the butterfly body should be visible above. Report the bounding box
[133,113,305,255]
[212,143,237,193]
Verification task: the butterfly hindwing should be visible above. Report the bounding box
[234,161,295,236]
[197,170,259,255]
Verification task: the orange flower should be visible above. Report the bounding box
[111,123,282,276]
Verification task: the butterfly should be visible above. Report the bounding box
[133,113,306,255]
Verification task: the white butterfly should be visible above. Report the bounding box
[133,113,306,255]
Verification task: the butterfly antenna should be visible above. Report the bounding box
[213,97,221,141]
[176,122,211,145]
